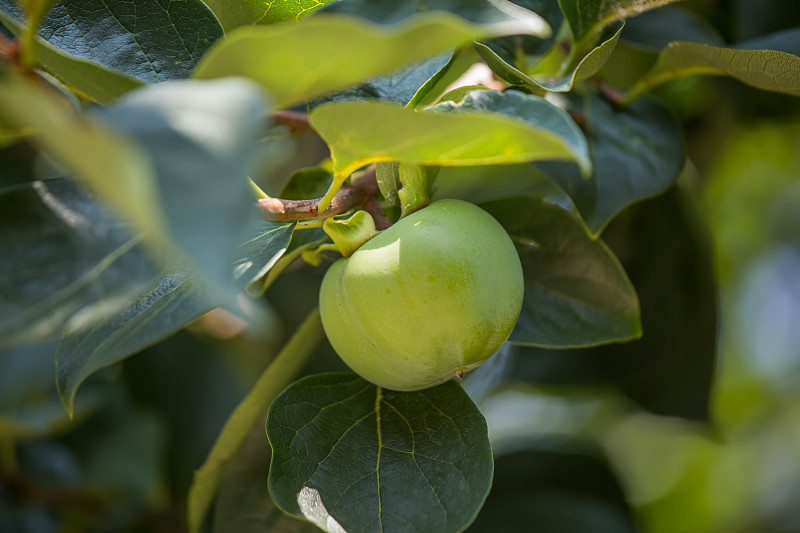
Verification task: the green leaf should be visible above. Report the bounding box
[0,341,90,438]
[626,40,800,102]
[0,0,223,84]
[55,220,295,417]
[0,65,163,240]
[188,309,323,533]
[477,20,623,92]
[621,6,724,50]
[311,53,453,109]
[310,91,590,181]
[267,373,493,533]
[0,9,143,103]
[376,162,401,206]
[194,9,548,108]
[474,0,564,71]
[537,91,684,234]
[212,414,319,533]
[512,189,718,421]
[0,179,158,350]
[203,0,336,31]
[468,441,637,533]
[559,0,680,45]
[432,90,589,171]
[323,210,378,257]
[97,78,271,298]
[481,196,640,348]
[318,0,548,29]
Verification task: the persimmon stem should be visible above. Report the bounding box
[258,165,384,223]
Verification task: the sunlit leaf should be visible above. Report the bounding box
[626,40,800,101]
[194,9,547,108]
[310,92,590,180]
[204,0,335,30]
[267,373,493,533]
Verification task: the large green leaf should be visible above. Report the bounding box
[482,196,640,348]
[55,220,295,417]
[626,39,800,101]
[96,78,271,297]
[310,91,591,180]
[194,8,547,108]
[432,90,589,169]
[477,20,623,92]
[0,179,157,350]
[559,0,681,45]
[267,373,493,533]
[0,0,223,85]
[188,309,322,533]
[537,91,684,234]
[0,65,163,240]
[0,9,142,103]
[203,0,336,30]
[468,441,637,533]
[512,189,718,421]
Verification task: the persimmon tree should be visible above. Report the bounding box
[0,0,798,532]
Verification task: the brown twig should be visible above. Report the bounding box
[259,165,387,225]
[595,78,624,107]
[270,110,314,133]
[0,33,20,65]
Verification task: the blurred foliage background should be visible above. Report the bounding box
[2,0,800,532]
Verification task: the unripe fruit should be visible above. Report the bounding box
[319,199,524,391]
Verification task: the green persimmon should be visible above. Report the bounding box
[319,199,524,391]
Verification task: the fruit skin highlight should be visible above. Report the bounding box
[319,199,524,391]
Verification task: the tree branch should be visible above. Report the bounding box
[259,165,386,225]
[270,110,314,133]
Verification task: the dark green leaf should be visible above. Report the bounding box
[0,8,142,103]
[311,53,453,108]
[267,373,493,533]
[621,6,724,50]
[513,189,718,421]
[213,418,319,533]
[279,167,334,200]
[468,440,637,533]
[0,341,78,438]
[318,0,548,30]
[482,196,640,348]
[537,91,684,234]
[477,20,623,92]
[194,9,547,108]
[98,78,271,298]
[559,0,680,45]
[55,221,294,417]
[0,179,157,349]
[736,27,800,56]
[0,0,223,84]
